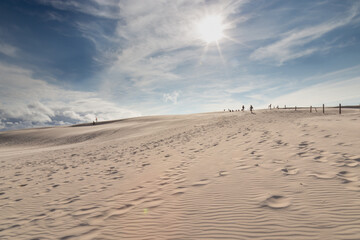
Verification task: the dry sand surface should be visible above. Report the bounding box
[0,109,360,239]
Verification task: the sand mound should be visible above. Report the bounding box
[1,109,360,239]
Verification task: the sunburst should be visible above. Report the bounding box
[197,15,224,44]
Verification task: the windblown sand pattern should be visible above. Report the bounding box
[0,109,359,239]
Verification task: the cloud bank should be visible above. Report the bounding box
[0,63,140,130]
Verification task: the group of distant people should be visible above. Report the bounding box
[224,105,254,113]
[268,104,279,110]
[268,104,288,110]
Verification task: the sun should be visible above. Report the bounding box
[197,15,224,44]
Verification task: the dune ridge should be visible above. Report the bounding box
[0,109,359,239]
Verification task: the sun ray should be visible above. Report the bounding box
[198,44,210,66]
[215,40,225,66]
[196,14,246,67]
[222,35,251,49]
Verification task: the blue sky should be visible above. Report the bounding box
[1,0,360,130]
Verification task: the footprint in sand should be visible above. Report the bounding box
[142,198,164,209]
[72,206,99,217]
[57,195,80,205]
[337,171,358,183]
[126,186,145,194]
[298,141,309,149]
[344,156,360,167]
[275,140,288,146]
[345,162,359,167]
[192,179,210,187]
[159,181,169,186]
[236,164,252,170]
[174,177,186,184]
[217,171,229,177]
[171,186,187,196]
[129,196,146,205]
[314,156,327,163]
[308,172,335,179]
[350,156,360,162]
[281,166,299,175]
[340,142,353,147]
[297,151,312,157]
[330,161,347,167]
[106,204,134,220]
[261,195,291,209]
[273,159,286,164]
[331,160,358,168]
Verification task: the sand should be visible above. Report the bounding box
[0,108,359,239]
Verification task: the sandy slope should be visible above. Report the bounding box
[0,109,359,239]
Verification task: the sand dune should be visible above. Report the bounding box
[0,109,359,239]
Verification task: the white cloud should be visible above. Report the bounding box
[163,91,180,104]
[0,63,140,131]
[250,3,359,64]
[45,11,67,22]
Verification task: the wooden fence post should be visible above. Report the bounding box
[323,104,325,114]
[339,103,341,114]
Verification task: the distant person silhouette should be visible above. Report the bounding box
[250,105,254,113]
[241,105,245,111]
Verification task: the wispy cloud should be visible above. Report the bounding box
[302,64,360,84]
[250,3,359,65]
[0,42,18,58]
[37,0,121,19]
[163,91,180,104]
[269,66,360,106]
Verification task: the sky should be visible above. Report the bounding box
[1,0,360,131]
